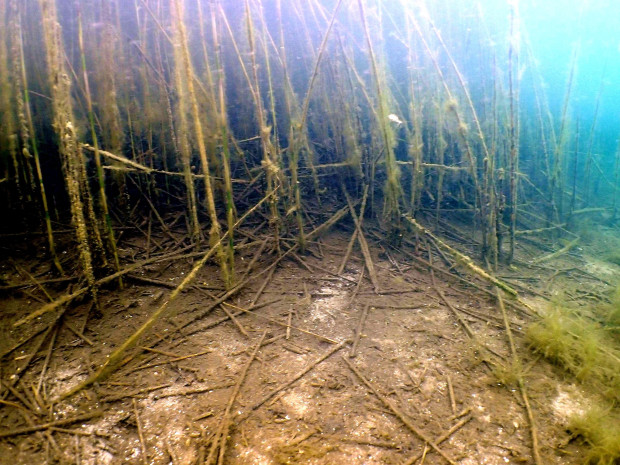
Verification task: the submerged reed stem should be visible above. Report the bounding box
[171,0,232,288]
[77,8,122,284]
[11,6,63,274]
[38,0,98,306]
[357,0,401,224]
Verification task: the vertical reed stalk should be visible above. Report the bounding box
[357,0,401,223]
[406,7,493,259]
[243,0,283,253]
[522,34,558,211]
[420,6,497,263]
[174,51,201,242]
[256,0,283,174]
[507,1,520,263]
[171,0,231,287]
[7,2,36,217]
[335,52,363,178]
[12,7,63,273]
[288,0,345,247]
[77,9,122,283]
[551,46,578,223]
[490,55,504,259]
[275,0,294,142]
[434,101,446,227]
[569,119,579,219]
[275,0,305,193]
[582,78,604,207]
[38,0,98,305]
[404,12,424,217]
[97,0,123,156]
[217,2,282,252]
[0,0,21,218]
[210,1,236,275]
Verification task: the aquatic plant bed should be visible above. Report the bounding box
[2,219,617,465]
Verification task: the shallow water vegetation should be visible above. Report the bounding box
[490,359,522,387]
[526,302,620,399]
[526,295,620,463]
[568,406,620,465]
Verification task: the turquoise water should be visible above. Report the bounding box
[519,0,620,162]
[383,0,620,206]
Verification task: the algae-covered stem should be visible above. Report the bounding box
[12,7,63,274]
[275,0,305,251]
[169,5,201,241]
[405,7,495,264]
[402,7,425,217]
[290,0,347,249]
[421,6,498,264]
[171,0,232,287]
[243,0,283,253]
[404,215,518,297]
[210,0,238,278]
[357,0,401,224]
[77,7,122,285]
[38,0,99,308]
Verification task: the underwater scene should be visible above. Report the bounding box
[1,0,619,463]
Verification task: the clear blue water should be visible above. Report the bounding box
[516,0,620,155]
